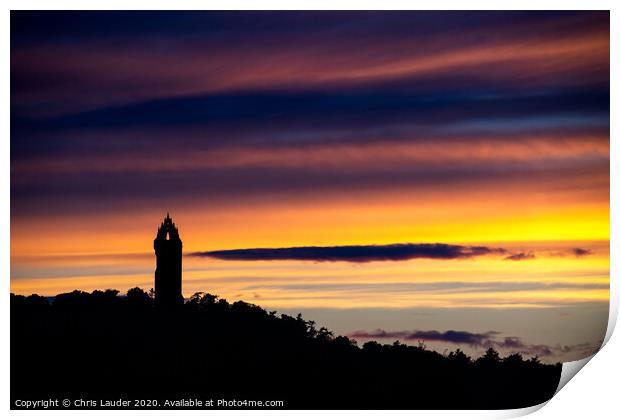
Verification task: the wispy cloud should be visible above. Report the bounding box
[248,281,609,293]
[504,252,536,261]
[572,248,593,257]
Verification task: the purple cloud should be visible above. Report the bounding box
[348,328,600,358]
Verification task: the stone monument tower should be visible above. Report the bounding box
[154,213,183,307]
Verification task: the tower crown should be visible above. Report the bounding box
[154,213,183,307]
[156,212,181,242]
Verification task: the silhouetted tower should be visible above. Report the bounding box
[154,213,183,307]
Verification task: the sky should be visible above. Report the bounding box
[10,11,609,362]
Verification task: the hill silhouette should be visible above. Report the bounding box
[11,289,561,409]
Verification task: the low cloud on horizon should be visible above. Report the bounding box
[347,328,599,358]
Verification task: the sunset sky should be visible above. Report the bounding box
[11,11,609,362]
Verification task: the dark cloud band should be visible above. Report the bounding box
[191,243,507,263]
[191,243,596,263]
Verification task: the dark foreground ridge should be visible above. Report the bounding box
[11,289,561,409]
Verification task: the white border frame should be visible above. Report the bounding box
[3,2,617,419]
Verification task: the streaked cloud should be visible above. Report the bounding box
[11,12,609,116]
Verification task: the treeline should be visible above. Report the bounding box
[11,289,561,409]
